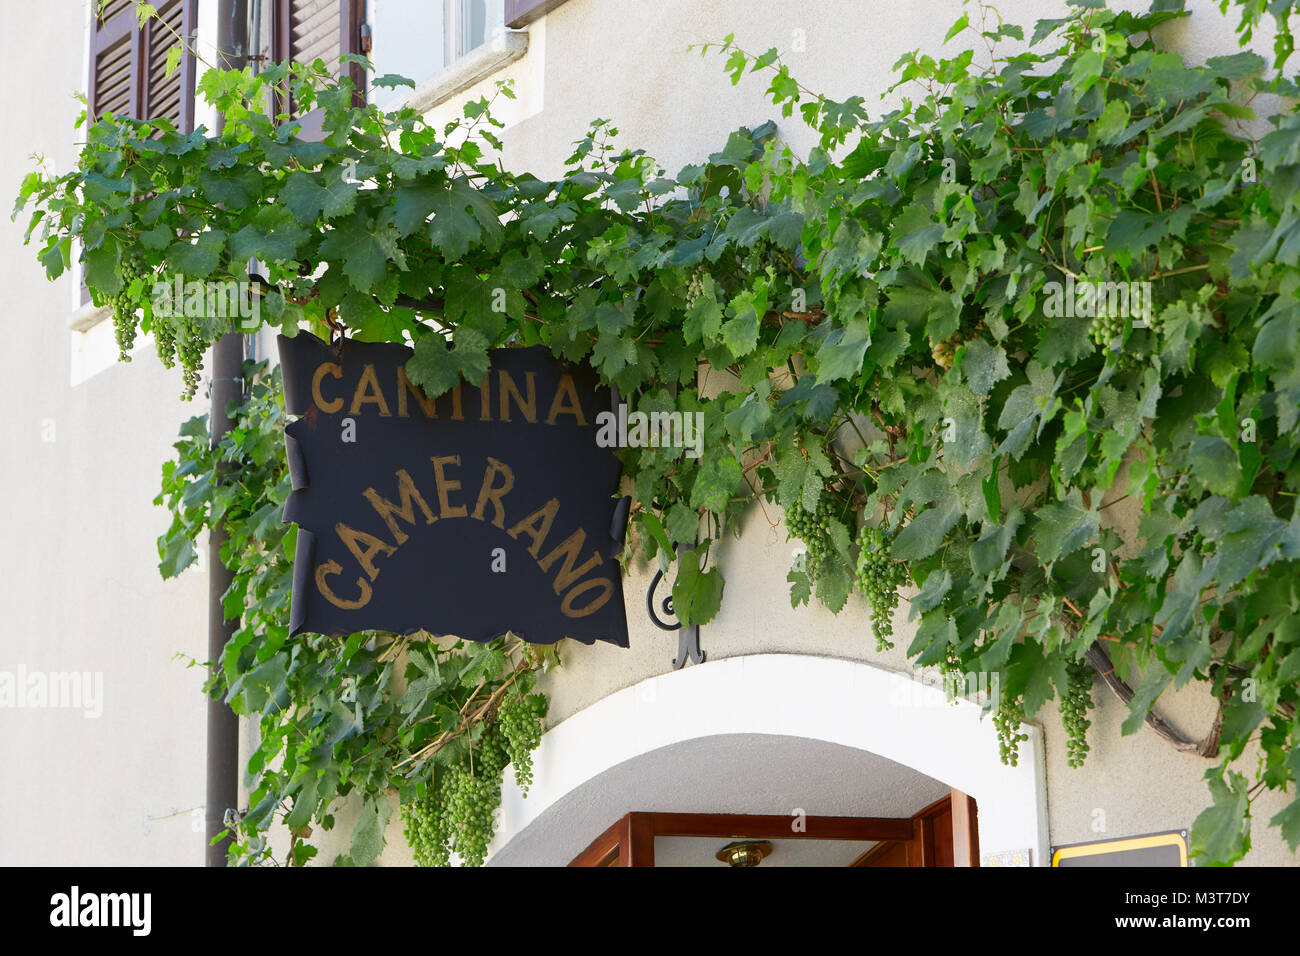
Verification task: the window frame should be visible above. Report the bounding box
[444,0,497,63]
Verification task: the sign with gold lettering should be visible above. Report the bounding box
[277,331,630,647]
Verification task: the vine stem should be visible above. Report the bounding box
[740,443,774,478]
[1084,641,1202,752]
[1150,263,1210,279]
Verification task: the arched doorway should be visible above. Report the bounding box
[487,654,1047,866]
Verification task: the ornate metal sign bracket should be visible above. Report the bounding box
[646,565,705,669]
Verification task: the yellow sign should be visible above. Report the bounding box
[1051,830,1188,867]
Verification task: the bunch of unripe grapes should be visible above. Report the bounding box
[110,255,149,361]
[498,693,547,796]
[476,723,511,780]
[401,783,451,867]
[152,310,178,373]
[855,524,909,651]
[1061,659,1094,768]
[1089,311,1126,348]
[402,693,549,867]
[177,311,208,399]
[443,764,501,867]
[785,496,839,581]
[993,693,1029,766]
[142,280,206,399]
[931,332,963,371]
[685,267,709,309]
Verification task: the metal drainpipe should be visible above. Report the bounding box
[206,0,249,868]
[246,0,262,364]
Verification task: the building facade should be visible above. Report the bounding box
[1,0,1295,867]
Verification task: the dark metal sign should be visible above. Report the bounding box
[277,331,630,647]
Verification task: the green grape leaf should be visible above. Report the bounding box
[815,562,852,613]
[279,169,358,223]
[672,548,724,625]
[1120,665,1172,737]
[690,456,743,512]
[814,318,872,382]
[166,229,228,280]
[892,497,962,562]
[1032,490,1098,565]
[684,293,723,343]
[349,798,389,867]
[1190,771,1251,865]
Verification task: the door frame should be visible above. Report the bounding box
[571,794,979,867]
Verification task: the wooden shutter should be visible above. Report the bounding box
[85,0,197,304]
[142,0,198,132]
[89,0,198,131]
[273,0,367,140]
[89,0,139,121]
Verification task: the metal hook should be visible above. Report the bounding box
[646,560,705,669]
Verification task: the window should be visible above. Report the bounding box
[367,0,508,108]
[451,0,491,59]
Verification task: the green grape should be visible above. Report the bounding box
[1061,659,1094,768]
[931,332,962,371]
[498,692,546,796]
[685,267,707,309]
[445,765,500,867]
[401,783,451,867]
[403,693,550,867]
[476,723,511,780]
[993,693,1029,766]
[1089,310,1126,348]
[785,496,840,584]
[938,642,964,697]
[152,310,178,370]
[177,311,206,400]
[110,254,148,362]
[1142,306,1164,335]
[854,524,909,652]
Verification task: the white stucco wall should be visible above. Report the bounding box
[0,0,211,866]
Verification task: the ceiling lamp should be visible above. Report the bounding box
[715,840,774,867]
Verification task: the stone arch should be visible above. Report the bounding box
[489,654,1048,865]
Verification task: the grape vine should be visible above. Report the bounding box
[150,360,554,866]
[399,690,548,866]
